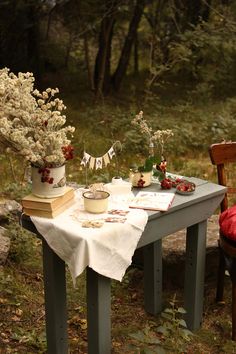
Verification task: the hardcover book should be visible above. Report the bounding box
[22,197,75,218]
[21,186,74,211]
[129,191,175,212]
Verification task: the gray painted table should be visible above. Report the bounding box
[21,177,226,354]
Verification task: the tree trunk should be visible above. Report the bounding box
[0,1,40,75]
[84,32,95,92]
[186,0,202,26]
[27,2,41,79]
[64,34,73,69]
[45,4,58,40]
[201,0,211,22]
[184,0,212,28]
[133,32,139,75]
[145,0,163,66]
[112,0,146,91]
[94,1,118,98]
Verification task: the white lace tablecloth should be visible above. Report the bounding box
[30,189,148,285]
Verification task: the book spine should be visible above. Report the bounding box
[23,197,75,218]
[22,189,74,211]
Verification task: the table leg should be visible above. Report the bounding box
[42,239,68,354]
[184,221,207,330]
[144,240,163,314]
[87,268,111,354]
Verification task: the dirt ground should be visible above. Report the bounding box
[162,214,219,260]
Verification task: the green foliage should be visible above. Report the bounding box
[124,128,149,155]
[1,91,236,188]
[127,295,193,353]
[10,328,46,351]
[5,216,38,264]
[167,19,236,96]
[221,340,236,353]
[157,295,193,352]
[138,156,160,173]
[145,3,236,100]
[2,182,32,202]
[128,323,165,354]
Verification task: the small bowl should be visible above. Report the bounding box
[176,181,196,195]
[83,190,110,213]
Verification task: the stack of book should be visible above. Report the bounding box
[21,186,75,218]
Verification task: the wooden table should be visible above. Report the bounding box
[21,178,226,354]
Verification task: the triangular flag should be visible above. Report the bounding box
[108,146,115,159]
[103,153,110,166]
[89,157,95,169]
[95,157,103,170]
[81,152,91,166]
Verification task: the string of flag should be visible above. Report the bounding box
[80,142,120,170]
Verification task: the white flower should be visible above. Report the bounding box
[0,68,76,167]
[132,111,173,156]
[37,99,44,106]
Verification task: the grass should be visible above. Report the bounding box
[1,72,236,352]
[1,231,236,353]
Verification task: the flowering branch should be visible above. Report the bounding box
[131,110,153,142]
[132,110,173,158]
[0,68,75,168]
[152,129,174,157]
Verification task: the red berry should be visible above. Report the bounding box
[137,178,145,187]
[161,178,172,189]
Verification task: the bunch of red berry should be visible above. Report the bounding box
[160,177,183,190]
[137,177,146,187]
[38,167,54,184]
[156,159,167,174]
[176,181,196,193]
[160,178,172,189]
[62,145,74,161]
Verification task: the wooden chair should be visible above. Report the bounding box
[209,141,236,340]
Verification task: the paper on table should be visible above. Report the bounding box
[129,191,175,211]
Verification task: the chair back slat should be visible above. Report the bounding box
[228,187,236,194]
[209,142,236,212]
[216,164,227,187]
[209,142,236,165]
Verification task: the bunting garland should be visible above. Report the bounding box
[95,157,103,169]
[80,152,91,166]
[89,156,95,169]
[80,142,121,170]
[103,153,110,167]
[108,146,115,159]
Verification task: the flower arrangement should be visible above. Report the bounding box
[130,110,174,181]
[130,111,174,187]
[132,110,174,161]
[0,68,75,171]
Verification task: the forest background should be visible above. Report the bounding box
[1,0,236,353]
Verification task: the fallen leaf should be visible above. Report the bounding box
[15,308,23,317]
[11,315,21,322]
[0,298,7,304]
